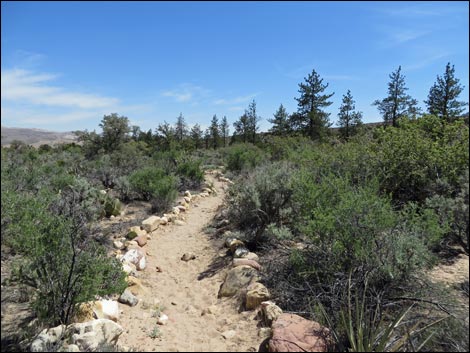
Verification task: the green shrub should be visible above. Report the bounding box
[225,143,266,172]
[227,161,294,246]
[176,159,204,190]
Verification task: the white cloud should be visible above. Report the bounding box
[402,53,451,72]
[214,93,259,105]
[161,83,211,103]
[1,68,119,109]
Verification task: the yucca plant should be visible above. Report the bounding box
[318,275,447,352]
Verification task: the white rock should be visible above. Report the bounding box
[222,330,236,339]
[121,249,146,271]
[172,207,180,215]
[160,216,168,225]
[183,196,191,203]
[184,190,192,197]
[30,325,66,352]
[142,216,161,233]
[177,205,187,212]
[113,240,124,250]
[157,313,169,325]
[121,261,136,275]
[92,300,120,322]
[69,319,123,352]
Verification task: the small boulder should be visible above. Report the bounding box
[233,247,249,258]
[142,216,161,233]
[245,282,270,310]
[30,325,66,352]
[121,248,146,271]
[113,240,125,250]
[184,190,192,197]
[229,239,245,253]
[157,313,169,325]
[69,319,123,352]
[269,313,330,352]
[233,258,261,271]
[119,289,138,307]
[244,252,260,262]
[172,207,180,215]
[121,261,137,276]
[127,226,146,240]
[135,234,147,247]
[218,265,260,298]
[177,205,187,212]
[92,300,119,322]
[183,196,191,204]
[160,216,168,225]
[261,301,283,326]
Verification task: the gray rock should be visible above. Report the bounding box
[218,265,260,298]
[118,289,138,307]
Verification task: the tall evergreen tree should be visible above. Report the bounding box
[268,104,290,136]
[424,62,468,122]
[337,90,363,139]
[245,99,261,143]
[203,128,211,149]
[174,113,187,142]
[233,113,250,143]
[156,121,175,150]
[294,69,334,140]
[210,114,220,149]
[190,124,203,149]
[372,66,420,127]
[219,116,229,147]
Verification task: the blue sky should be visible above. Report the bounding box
[1,1,469,133]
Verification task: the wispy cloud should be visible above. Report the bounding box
[161,83,211,103]
[213,93,259,105]
[1,68,119,109]
[402,52,451,72]
[323,75,357,81]
[390,29,430,45]
[374,5,461,18]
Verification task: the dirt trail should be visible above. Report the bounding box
[117,174,262,352]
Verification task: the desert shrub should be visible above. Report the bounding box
[291,172,432,289]
[225,143,267,172]
[128,166,178,213]
[226,161,295,247]
[176,159,204,190]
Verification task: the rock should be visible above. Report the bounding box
[261,301,283,326]
[174,220,186,226]
[224,234,237,248]
[218,265,260,298]
[233,247,249,258]
[157,313,169,325]
[92,300,119,322]
[135,234,147,247]
[233,258,261,271]
[172,207,180,215]
[160,216,168,225]
[127,226,146,240]
[125,240,138,248]
[229,239,245,253]
[72,302,95,323]
[269,314,330,352]
[142,216,161,233]
[122,261,137,276]
[222,330,236,339]
[113,240,125,250]
[245,283,270,310]
[184,196,191,204]
[177,205,187,212]
[200,192,209,198]
[184,190,192,197]
[126,276,147,296]
[181,253,196,261]
[201,305,218,316]
[244,252,260,262]
[121,248,146,271]
[65,344,80,352]
[69,319,123,352]
[30,325,66,352]
[119,289,138,307]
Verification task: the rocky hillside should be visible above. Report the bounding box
[1,126,77,147]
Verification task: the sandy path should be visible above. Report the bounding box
[118,175,261,352]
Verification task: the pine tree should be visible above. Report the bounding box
[424,62,468,122]
[174,113,187,142]
[372,66,420,127]
[219,116,229,147]
[210,114,220,149]
[203,128,211,149]
[190,124,203,149]
[156,121,175,151]
[295,69,334,140]
[233,113,250,143]
[268,104,290,136]
[337,90,363,139]
[245,100,261,143]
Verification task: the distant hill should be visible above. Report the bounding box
[1,126,78,147]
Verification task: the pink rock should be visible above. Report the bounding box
[269,314,330,352]
[232,258,261,271]
[135,234,147,247]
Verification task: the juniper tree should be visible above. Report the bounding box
[269,104,290,136]
[372,66,420,127]
[219,116,229,147]
[337,90,363,139]
[233,113,250,143]
[210,114,220,149]
[424,62,468,122]
[294,69,334,140]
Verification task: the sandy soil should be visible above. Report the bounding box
[117,174,262,352]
